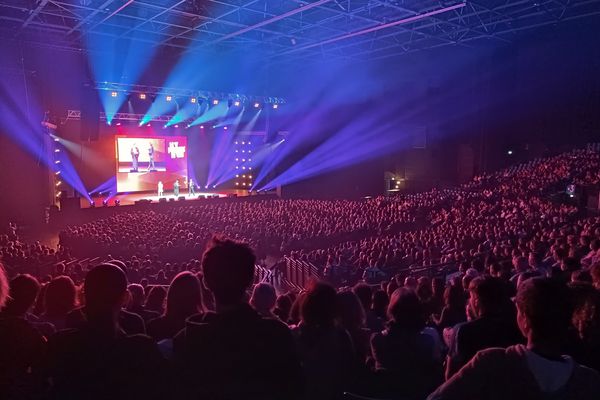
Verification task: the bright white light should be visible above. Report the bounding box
[166,96,172,102]
[111,91,117,97]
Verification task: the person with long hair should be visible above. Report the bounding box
[147,272,203,341]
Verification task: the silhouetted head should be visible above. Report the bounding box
[468,276,509,318]
[352,283,372,311]
[127,284,145,308]
[250,283,277,315]
[336,290,365,330]
[166,271,202,318]
[202,236,255,307]
[3,274,39,316]
[145,285,167,313]
[301,282,337,328]
[84,264,127,314]
[44,275,77,317]
[387,288,425,332]
[516,277,571,344]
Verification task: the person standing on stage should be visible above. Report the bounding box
[148,143,155,171]
[131,144,140,172]
[158,181,164,197]
[174,180,180,198]
[189,178,195,196]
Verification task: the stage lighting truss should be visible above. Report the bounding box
[95,82,285,108]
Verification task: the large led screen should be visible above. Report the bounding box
[116,136,187,193]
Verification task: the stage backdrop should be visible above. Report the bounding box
[115,135,187,193]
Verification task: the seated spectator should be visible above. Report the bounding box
[274,293,293,323]
[570,283,600,371]
[39,275,77,330]
[293,282,357,400]
[428,278,600,399]
[45,264,167,400]
[174,237,303,399]
[371,288,442,399]
[250,282,278,319]
[127,284,160,322]
[434,282,466,330]
[147,272,203,341]
[445,276,523,379]
[354,283,383,333]
[337,290,371,363]
[0,274,45,398]
[145,285,167,315]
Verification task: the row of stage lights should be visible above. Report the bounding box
[110,91,280,110]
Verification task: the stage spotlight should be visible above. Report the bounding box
[114,199,120,206]
[55,171,61,175]
[53,137,60,142]
[147,123,151,127]
[224,126,228,130]
[54,160,60,164]
[116,122,121,126]
[234,100,241,107]
[139,93,146,100]
[54,148,60,153]
[89,201,95,208]
[102,199,109,207]
[248,175,252,179]
[272,104,279,109]
[212,99,219,105]
[253,102,260,108]
[204,185,208,189]
[190,97,197,103]
[174,124,179,128]
[55,181,62,186]
[507,150,513,155]
[166,95,172,102]
[111,91,118,98]
[235,182,239,186]
[212,185,216,188]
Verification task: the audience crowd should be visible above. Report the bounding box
[1,145,600,399]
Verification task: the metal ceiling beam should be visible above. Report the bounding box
[76,0,135,38]
[194,0,333,49]
[116,0,186,39]
[279,2,466,55]
[20,0,50,30]
[156,0,262,46]
[66,0,118,35]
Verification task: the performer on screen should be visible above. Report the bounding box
[130,144,140,172]
[174,179,180,197]
[147,143,155,171]
[189,178,196,196]
[158,181,164,197]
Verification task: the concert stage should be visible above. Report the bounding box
[81,190,250,208]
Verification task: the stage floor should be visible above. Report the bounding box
[82,190,249,208]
